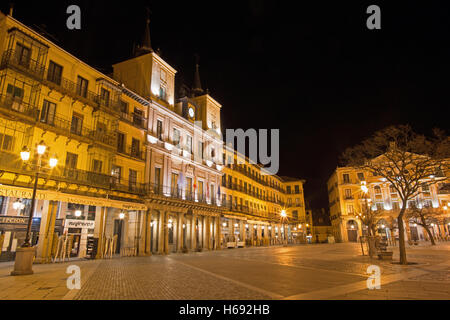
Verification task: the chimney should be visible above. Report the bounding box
[9,3,14,17]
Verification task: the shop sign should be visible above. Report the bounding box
[0,216,28,224]
[65,219,95,229]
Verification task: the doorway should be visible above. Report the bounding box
[113,219,123,254]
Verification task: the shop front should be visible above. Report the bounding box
[0,184,147,262]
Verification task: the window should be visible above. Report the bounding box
[345,189,352,199]
[376,203,383,211]
[173,128,180,146]
[295,198,301,206]
[6,84,24,99]
[100,88,110,106]
[295,185,300,194]
[119,100,128,114]
[47,61,63,85]
[92,160,103,173]
[129,169,137,191]
[343,174,350,183]
[357,172,365,181]
[156,120,163,140]
[287,186,292,194]
[76,76,88,98]
[131,138,140,158]
[186,136,193,154]
[154,168,161,186]
[198,181,204,200]
[347,204,354,214]
[171,173,179,195]
[112,166,121,183]
[422,183,430,192]
[133,108,144,127]
[374,185,382,194]
[293,210,298,219]
[15,43,31,66]
[389,185,397,193]
[70,113,83,135]
[40,100,56,125]
[211,147,215,159]
[0,133,14,151]
[117,132,125,153]
[186,177,193,200]
[65,152,78,168]
[159,86,167,100]
[198,141,204,159]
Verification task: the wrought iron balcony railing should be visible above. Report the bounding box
[0,94,40,121]
[0,49,46,79]
[148,183,221,207]
[117,145,145,161]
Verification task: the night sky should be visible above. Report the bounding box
[3,1,449,210]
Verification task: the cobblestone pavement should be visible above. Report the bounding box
[0,242,449,300]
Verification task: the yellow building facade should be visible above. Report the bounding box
[327,165,450,243]
[0,11,308,262]
[220,147,307,248]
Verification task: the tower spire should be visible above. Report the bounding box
[135,7,153,57]
[193,54,204,96]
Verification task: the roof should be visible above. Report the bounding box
[280,176,306,184]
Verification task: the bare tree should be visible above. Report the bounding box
[407,201,443,245]
[341,125,449,264]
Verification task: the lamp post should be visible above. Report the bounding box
[11,141,58,276]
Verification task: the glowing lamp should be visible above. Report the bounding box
[49,157,58,168]
[37,141,47,155]
[20,146,30,161]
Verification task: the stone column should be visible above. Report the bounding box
[241,221,246,244]
[157,211,165,254]
[138,210,147,256]
[177,212,184,252]
[164,212,169,254]
[95,206,107,259]
[35,200,58,263]
[191,214,197,251]
[204,215,211,250]
[215,216,221,250]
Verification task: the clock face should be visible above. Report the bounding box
[188,107,195,118]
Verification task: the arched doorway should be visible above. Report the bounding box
[346,220,358,242]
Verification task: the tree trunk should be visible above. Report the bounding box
[397,212,408,265]
[424,226,436,245]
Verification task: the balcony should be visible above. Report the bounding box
[0,94,39,122]
[221,200,271,219]
[37,113,116,147]
[0,49,46,80]
[45,75,99,108]
[0,152,146,196]
[148,183,221,207]
[120,112,147,129]
[117,145,145,161]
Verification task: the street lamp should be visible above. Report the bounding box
[12,141,58,276]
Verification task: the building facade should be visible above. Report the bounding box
[327,165,450,243]
[0,11,307,262]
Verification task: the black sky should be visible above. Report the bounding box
[3,1,449,209]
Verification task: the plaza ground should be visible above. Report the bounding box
[0,242,449,300]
